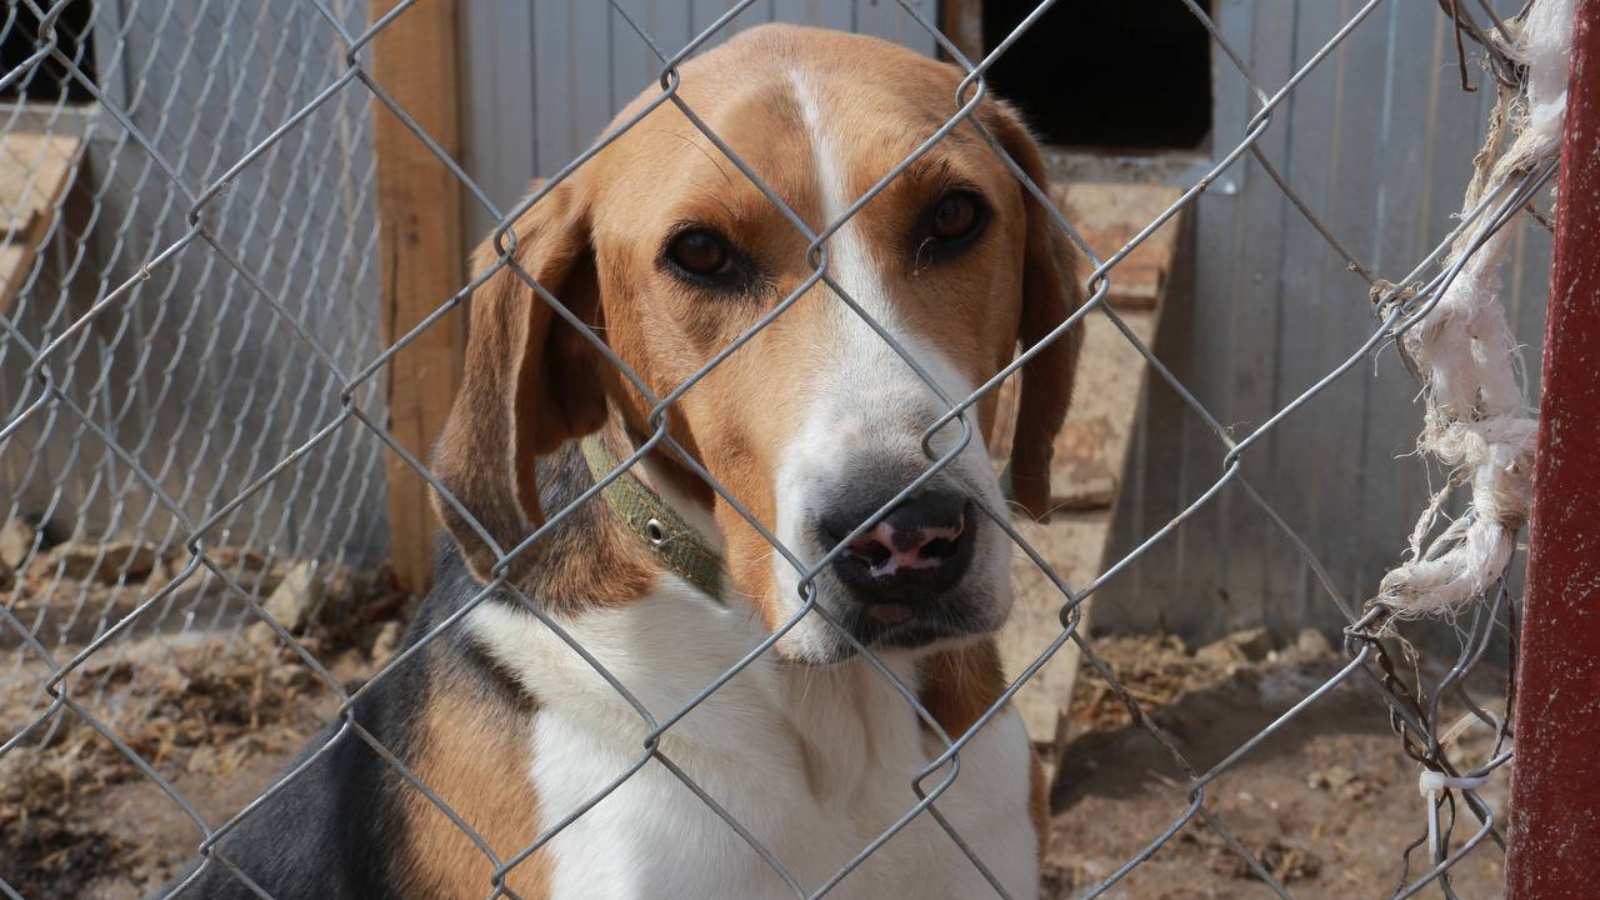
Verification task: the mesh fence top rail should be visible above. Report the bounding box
[0,0,1557,898]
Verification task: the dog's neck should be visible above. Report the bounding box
[477,424,1007,787]
[602,416,726,557]
[466,575,935,791]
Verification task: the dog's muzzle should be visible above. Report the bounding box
[810,478,995,650]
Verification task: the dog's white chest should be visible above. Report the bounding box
[471,588,1038,900]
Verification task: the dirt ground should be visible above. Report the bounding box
[0,583,401,900]
[2,626,1510,900]
[1041,633,1510,899]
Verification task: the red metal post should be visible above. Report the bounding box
[1505,3,1600,897]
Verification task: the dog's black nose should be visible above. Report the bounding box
[820,492,976,602]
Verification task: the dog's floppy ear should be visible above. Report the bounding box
[431,179,608,582]
[988,103,1085,522]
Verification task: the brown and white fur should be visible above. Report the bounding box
[163,24,1082,900]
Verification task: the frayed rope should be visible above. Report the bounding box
[1374,0,1573,620]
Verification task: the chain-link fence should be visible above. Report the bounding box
[0,0,387,689]
[0,0,1567,897]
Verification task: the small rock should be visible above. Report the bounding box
[210,545,269,572]
[1078,858,1110,879]
[263,561,325,632]
[208,546,287,596]
[34,540,158,584]
[1295,627,1334,658]
[317,564,357,621]
[142,553,184,595]
[1197,626,1276,666]
[1228,626,1276,661]
[370,621,405,664]
[1308,763,1357,791]
[140,550,287,635]
[0,518,38,569]
[244,619,281,651]
[1195,639,1244,669]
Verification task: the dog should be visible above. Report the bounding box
[163,23,1082,900]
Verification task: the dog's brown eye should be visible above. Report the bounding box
[930,193,981,241]
[668,230,731,276]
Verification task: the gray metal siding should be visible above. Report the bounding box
[1099,0,1550,640]
[1,0,387,575]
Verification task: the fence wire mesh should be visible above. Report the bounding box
[0,0,1550,898]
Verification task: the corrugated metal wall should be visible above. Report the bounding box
[456,1,1551,642]
[1,0,388,573]
[1098,0,1550,641]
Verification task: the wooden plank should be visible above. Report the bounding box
[939,0,985,62]
[0,133,81,316]
[1046,183,1184,509]
[994,183,1185,751]
[371,0,467,594]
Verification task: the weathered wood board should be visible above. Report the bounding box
[994,182,1186,751]
[371,0,467,594]
[1,133,81,315]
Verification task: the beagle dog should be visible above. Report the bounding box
[165,23,1081,900]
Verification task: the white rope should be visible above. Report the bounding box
[1376,0,1574,618]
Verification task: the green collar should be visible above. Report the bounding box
[580,435,726,599]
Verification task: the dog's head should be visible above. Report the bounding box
[432,25,1082,664]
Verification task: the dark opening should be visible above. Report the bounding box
[1,0,97,103]
[980,0,1213,151]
